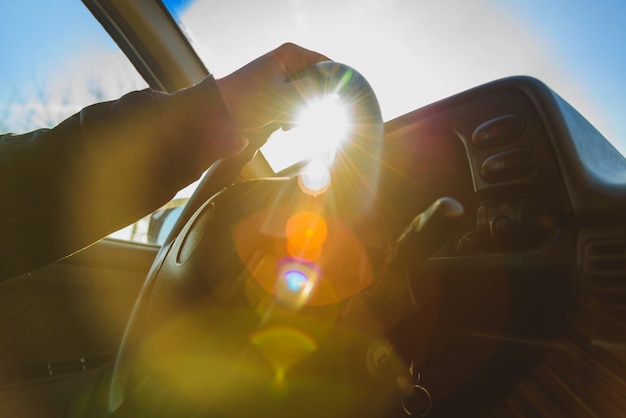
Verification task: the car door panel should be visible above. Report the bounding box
[0,239,155,417]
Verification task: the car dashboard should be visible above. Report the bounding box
[136,74,626,417]
[210,73,624,416]
[354,75,626,416]
[112,74,626,418]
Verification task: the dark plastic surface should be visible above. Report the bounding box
[480,148,536,183]
[472,113,526,149]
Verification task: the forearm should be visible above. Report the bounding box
[0,76,240,280]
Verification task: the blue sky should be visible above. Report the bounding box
[2,0,626,155]
[510,0,625,84]
[505,0,626,150]
[0,1,117,93]
[0,0,144,132]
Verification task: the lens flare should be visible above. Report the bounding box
[285,211,328,257]
[234,204,377,307]
[298,160,331,195]
[275,259,318,308]
[284,270,308,291]
[250,325,318,386]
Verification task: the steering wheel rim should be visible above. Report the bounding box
[107,62,397,416]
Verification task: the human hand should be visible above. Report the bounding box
[216,43,329,133]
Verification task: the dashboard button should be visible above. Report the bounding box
[480,148,536,183]
[472,113,525,149]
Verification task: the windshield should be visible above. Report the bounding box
[164,0,626,170]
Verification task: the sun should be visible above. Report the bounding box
[260,93,352,172]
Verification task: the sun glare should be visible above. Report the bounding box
[298,160,331,195]
[261,94,352,172]
[295,94,351,152]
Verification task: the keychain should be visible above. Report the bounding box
[401,361,432,416]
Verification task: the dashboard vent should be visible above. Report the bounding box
[584,240,626,309]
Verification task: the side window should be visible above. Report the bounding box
[0,2,147,133]
[108,181,198,245]
[1,1,185,246]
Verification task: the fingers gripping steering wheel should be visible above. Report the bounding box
[106,62,408,417]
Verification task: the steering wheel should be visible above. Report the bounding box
[107,62,433,417]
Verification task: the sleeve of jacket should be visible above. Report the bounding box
[0,76,242,281]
